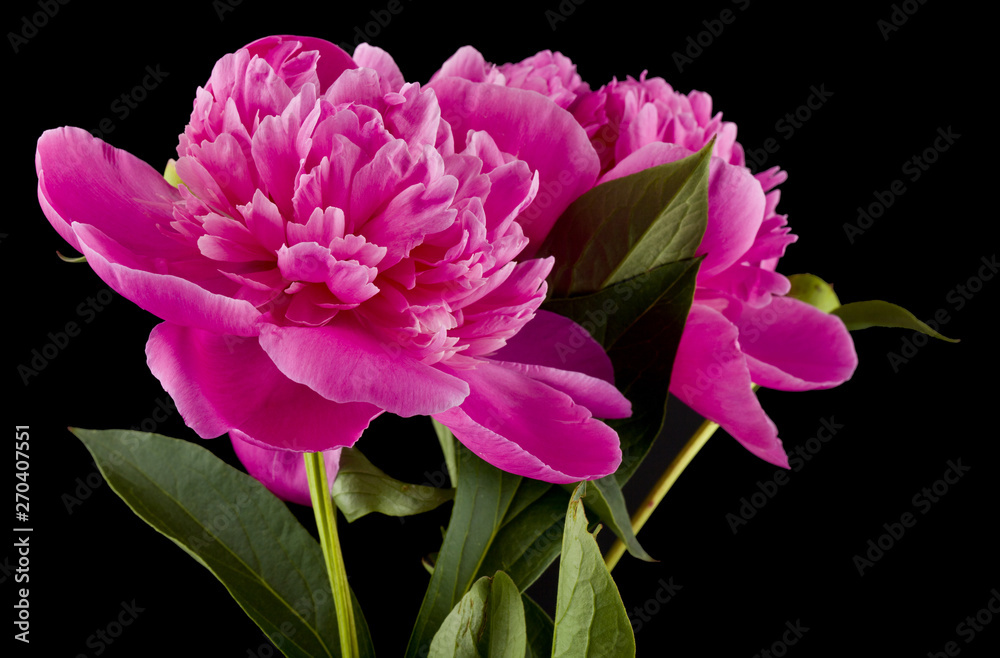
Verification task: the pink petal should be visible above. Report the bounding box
[251,111,301,219]
[699,263,792,308]
[433,360,622,483]
[428,77,599,253]
[491,310,615,383]
[430,46,500,84]
[490,361,631,419]
[36,127,189,259]
[258,317,470,416]
[244,35,357,92]
[147,322,381,451]
[360,178,459,267]
[353,43,405,91]
[74,223,261,336]
[383,83,442,150]
[231,435,342,507]
[713,294,859,391]
[669,304,789,467]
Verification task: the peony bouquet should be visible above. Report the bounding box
[33,35,955,656]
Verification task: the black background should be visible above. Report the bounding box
[7,0,997,656]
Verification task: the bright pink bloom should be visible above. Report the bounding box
[432,55,857,467]
[36,36,630,500]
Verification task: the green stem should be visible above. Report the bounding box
[304,452,359,658]
[604,418,720,571]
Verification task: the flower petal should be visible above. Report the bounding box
[258,317,470,416]
[428,77,599,253]
[244,35,357,92]
[146,322,381,451]
[491,309,615,383]
[352,43,405,92]
[230,434,342,506]
[36,127,189,258]
[74,223,261,336]
[490,361,631,419]
[669,304,789,467]
[433,360,622,482]
[430,46,501,84]
[714,294,859,391]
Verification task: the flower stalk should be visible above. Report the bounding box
[304,452,359,658]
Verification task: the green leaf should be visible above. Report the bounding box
[428,572,526,658]
[405,441,523,658]
[332,447,453,522]
[543,258,701,350]
[572,478,654,562]
[522,594,554,658]
[479,571,527,658]
[609,259,702,484]
[500,476,554,526]
[540,138,713,296]
[552,483,636,657]
[475,487,569,591]
[786,273,842,312]
[429,577,489,657]
[832,300,959,342]
[70,428,373,658]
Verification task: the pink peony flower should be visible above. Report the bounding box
[35,35,630,499]
[432,54,857,467]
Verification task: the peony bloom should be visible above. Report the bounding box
[35,36,630,500]
[432,53,857,467]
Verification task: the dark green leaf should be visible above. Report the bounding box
[405,441,523,658]
[832,300,959,342]
[552,483,635,657]
[475,487,569,591]
[573,477,654,562]
[609,258,701,484]
[332,447,453,522]
[500,476,555,527]
[70,428,373,658]
[543,258,701,350]
[540,139,713,296]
